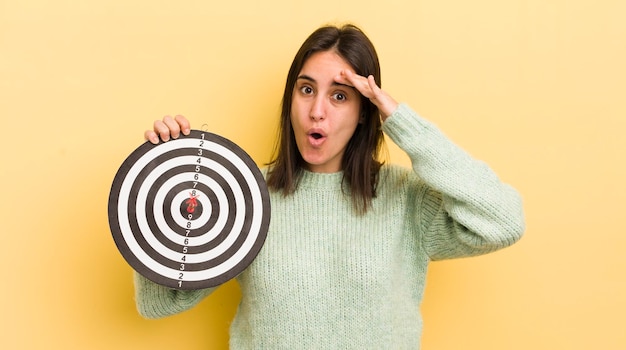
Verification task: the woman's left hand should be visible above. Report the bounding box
[335,70,398,121]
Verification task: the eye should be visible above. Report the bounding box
[332,92,347,102]
[300,85,314,95]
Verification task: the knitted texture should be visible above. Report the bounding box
[133,103,525,349]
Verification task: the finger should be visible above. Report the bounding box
[174,115,191,136]
[144,130,159,144]
[163,115,181,139]
[340,70,375,99]
[153,119,172,142]
[334,70,352,86]
[337,69,363,87]
[367,75,381,95]
[364,75,398,118]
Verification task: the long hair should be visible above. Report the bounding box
[266,24,386,214]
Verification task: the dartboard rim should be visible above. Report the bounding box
[108,130,270,290]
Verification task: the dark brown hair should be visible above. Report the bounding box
[266,24,386,214]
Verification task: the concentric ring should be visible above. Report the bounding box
[108,130,270,289]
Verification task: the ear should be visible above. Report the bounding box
[358,109,367,124]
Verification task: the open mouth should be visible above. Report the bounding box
[307,129,326,146]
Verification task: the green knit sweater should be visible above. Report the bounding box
[133,103,525,349]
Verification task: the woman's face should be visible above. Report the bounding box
[290,50,361,173]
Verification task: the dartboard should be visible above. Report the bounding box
[108,130,270,290]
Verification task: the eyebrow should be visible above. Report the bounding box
[296,74,355,89]
[296,74,316,83]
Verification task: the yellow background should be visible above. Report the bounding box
[1,0,624,349]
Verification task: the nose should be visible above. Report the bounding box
[310,95,325,121]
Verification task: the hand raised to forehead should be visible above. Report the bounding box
[335,70,398,121]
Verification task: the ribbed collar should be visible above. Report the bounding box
[297,169,345,190]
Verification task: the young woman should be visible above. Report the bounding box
[138,24,525,349]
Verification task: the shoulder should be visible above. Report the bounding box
[379,163,414,182]
[377,163,425,195]
[260,166,269,179]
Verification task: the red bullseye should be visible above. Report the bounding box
[186,193,199,213]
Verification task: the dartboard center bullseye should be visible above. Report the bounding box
[166,186,216,234]
[180,195,204,218]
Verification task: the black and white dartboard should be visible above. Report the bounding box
[108,130,270,290]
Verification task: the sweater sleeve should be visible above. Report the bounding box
[382,103,525,260]
[133,271,217,319]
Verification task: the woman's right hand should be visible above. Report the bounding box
[144,115,191,144]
